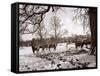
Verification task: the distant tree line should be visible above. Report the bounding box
[19,34,91,47]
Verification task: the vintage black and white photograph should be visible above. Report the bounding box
[19,3,97,72]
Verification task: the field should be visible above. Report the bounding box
[19,43,96,71]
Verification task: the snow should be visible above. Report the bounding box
[19,47,33,56]
[67,43,76,50]
[56,43,67,52]
[19,43,96,72]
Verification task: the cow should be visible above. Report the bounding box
[31,38,56,54]
[31,38,40,54]
[75,39,91,49]
[48,43,56,51]
[82,40,91,49]
[31,45,39,54]
[75,41,84,49]
[47,37,56,51]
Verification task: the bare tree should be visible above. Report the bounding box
[73,7,97,55]
[50,16,68,45]
[19,4,61,42]
[19,5,61,34]
[50,16,61,39]
[19,5,50,35]
[35,21,47,40]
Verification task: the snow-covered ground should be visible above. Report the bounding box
[19,43,96,72]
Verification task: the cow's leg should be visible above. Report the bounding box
[39,46,44,54]
[75,44,78,50]
[54,45,56,51]
[49,45,51,52]
[33,49,37,55]
[89,46,96,55]
[84,42,87,48]
[81,43,84,49]
[66,43,68,50]
[45,44,48,50]
[75,44,80,53]
[37,47,40,54]
[32,46,35,54]
[34,48,37,54]
[42,47,45,52]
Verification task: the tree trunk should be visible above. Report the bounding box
[88,7,97,55]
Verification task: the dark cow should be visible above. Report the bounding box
[31,39,40,54]
[40,38,57,51]
[31,45,39,54]
[39,42,56,52]
[83,40,91,48]
[31,38,56,54]
[47,38,56,51]
[75,39,91,49]
[48,43,56,51]
[75,41,84,49]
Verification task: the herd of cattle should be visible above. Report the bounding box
[31,38,91,54]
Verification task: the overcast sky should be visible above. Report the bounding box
[21,6,89,41]
[44,7,84,35]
